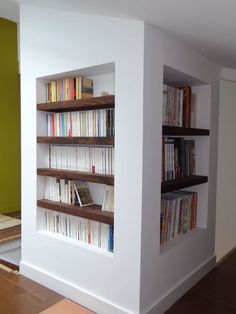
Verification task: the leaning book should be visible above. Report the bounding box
[74,183,94,207]
[102,185,114,212]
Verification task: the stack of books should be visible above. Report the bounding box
[160,190,198,244]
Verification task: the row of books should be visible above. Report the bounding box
[43,209,114,252]
[46,109,114,137]
[46,77,93,102]
[47,145,114,175]
[160,190,197,245]
[44,177,114,212]
[162,138,195,181]
[45,178,92,206]
[163,85,196,128]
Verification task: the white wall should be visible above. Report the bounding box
[20,4,221,313]
[20,5,144,314]
[140,23,220,313]
[215,78,236,261]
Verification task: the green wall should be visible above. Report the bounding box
[0,18,20,214]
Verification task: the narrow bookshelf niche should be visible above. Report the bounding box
[160,65,210,250]
[36,62,115,253]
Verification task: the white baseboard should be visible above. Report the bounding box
[20,261,134,314]
[144,255,216,314]
[20,255,216,314]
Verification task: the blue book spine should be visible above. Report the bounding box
[61,113,65,136]
[108,224,114,252]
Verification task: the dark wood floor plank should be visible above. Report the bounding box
[0,273,16,292]
[192,252,236,308]
[11,275,63,305]
[0,211,21,246]
[0,286,49,314]
[166,291,236,314]
[0,267,18,279]
[6,211,21,219]
[165,251,236,313]
[0,259,19,271]
[0,266,63,314]
[0,225,21,244]
[0,212,21,270]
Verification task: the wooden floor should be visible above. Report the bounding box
[39,299,94,313]
[0,265,63,314]
[0,246,236,313]
[0,211,21,244]
[0,211,94,313]
[165,251,236,314]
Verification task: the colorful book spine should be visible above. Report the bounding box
[163,84,194,128]
[46,109,114,137]
[45,76,94,102]
[43,209,114,252]
[162,137,195,181]
[160,191,198,245]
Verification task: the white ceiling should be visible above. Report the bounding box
[1,0,236,68]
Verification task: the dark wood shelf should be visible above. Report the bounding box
[161,175,208,193]
[37,136,114,146]
[37,95,115,112]
[163,126,210,136]
[37,168,114,185]
[37,199,114,225]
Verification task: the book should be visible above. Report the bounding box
[162,84,194,128]
[79,77,93,99]
[162,137,195,181]
[48,145,114,175]
[160,190,198,244]
[102,185,114,212]
[74,183,94,207]
[43,209,114,252]
[191,93,197,128]
[46,109,114,137]
[46,76,93,102]
[182,86,191,128]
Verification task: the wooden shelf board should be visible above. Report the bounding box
[37,199,114,225]
[37,168,114,185]
[0,226,21,245]
[37,136,114,146]
[161,175,208,193]
[162,126,209,136]
[37,95,115,112]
